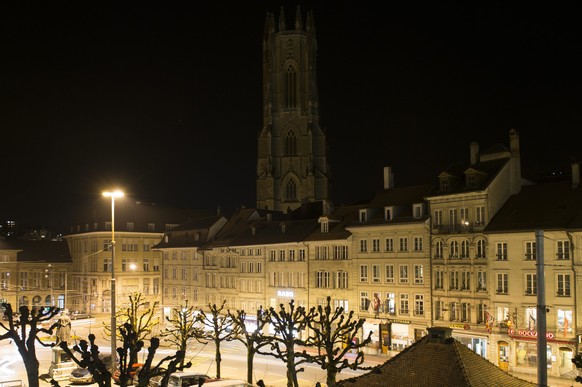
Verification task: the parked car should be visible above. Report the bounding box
[70,310,91,320]
[150,371,209,387]
[113,362,144,385]
[69,354,114,384]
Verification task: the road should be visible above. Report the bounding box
[0,317,381,387]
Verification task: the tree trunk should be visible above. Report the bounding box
[326,368,338,387]
[22,353,40,387]
[215,341,221,379]
[286,352,298,387]
[247,348,255,384]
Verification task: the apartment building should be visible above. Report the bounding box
[484,164,582,378]
[425,129,526,359]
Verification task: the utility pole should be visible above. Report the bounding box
[535,230,547,387]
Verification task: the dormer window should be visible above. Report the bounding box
[466,174,477,188]
[440,178,449,192]
[321,221,329,233]
[413,203,425,219]
[385,206,394,221]
[359,209,368,223]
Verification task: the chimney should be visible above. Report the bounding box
[572,162,580,189]
[383,166,394,189]
[470,142,479,165]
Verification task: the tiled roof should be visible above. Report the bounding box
[224,218,319,246]
[485,179,582,232]
[0,239,72,263]
[339,328,535,387]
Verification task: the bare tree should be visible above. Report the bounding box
[258,300,311,387]
[160,302,206,368]
[305,296,372,387]
[197,300,238,379]
[0,303,61,387]
[135,337,191,387]
[228,307,272,384]
[59,334,112,387]
[103,292,159,364]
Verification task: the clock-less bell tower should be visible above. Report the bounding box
[256,6,330,212]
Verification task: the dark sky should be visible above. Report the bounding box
[2,2,581,229]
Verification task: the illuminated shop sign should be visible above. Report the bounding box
[508,328,554,339]
[277,290,294,298]
[450,323,471,330]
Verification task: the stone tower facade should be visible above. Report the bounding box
[256,7,330,212]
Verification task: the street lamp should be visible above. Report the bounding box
[45,264,53,307]
[103,190,124,375]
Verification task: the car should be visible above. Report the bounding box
[69,354,115,385]
[70,310,91,320]
[150,371,210,387]
[113,363,144,385]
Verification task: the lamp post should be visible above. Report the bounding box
[103,190,124,375]
[45,264,53,307]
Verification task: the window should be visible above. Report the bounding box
[434,241,443,259]
[399,237,408,252]
[336,271,348,289]
[385,238,394,252]
[477,271,487,291]
[372,265,381,283]
[359,210,368,223]
[286,180,297,200]
[103,258,112,272]
[284,65,297,109]
[450,271,459,290]
[122,259,127,272]
[449,241,459,259]
[525,273,537,295]
[460,303,471,322]
[289,250,295,261]
[334,299,349,312]
[433,210,443,227]
[399,265,409,283]
[440,178,449,192]
[143,279,149,295]
[496,242,508,260]
[279,250,286,261]
[461,271,470,291]
[399,294,409,315]
[476,239,486,258]
[413,237,423,251]
[460,208,469,226]
[460,240,469,258]
[372,239,380,252]
[153,279,159,294]
[360,292,369,311]
[414,294,424,316]
[414,265,424,284]
[449,302,458,321]
[298,249,306,261]
[475,206,485,225]
[497,306,509,324]
[525,307,537,330]
[449,209,458,229]
[434,301,444,320]
[269,251,276,262]
[143,259,150,272]
[285,129,297,155]
[385,265,395,283]
[359,265,368,282]
[557,241,570,260]
[359,240,368,253]
[434,270,444,290]
[557,309,573,333]
[316,271,330,288]
[525,241,536,260]
[557,274,571,296]
[385,207,393,221]
[386,293,396,314]
[497,273,508,294]
[321,221,329,233]
[476,303,486,324]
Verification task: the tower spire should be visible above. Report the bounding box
[278,6,286,31]
[295,5,303,30]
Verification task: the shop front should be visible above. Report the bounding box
[449,323,489,359]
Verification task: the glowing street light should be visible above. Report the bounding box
[103,190,124,375]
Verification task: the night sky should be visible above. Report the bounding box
[2,2,581,230]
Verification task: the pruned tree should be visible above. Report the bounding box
[0,303,61,387]
[228,307,272,384]
[117,322,146,387]
[197,300,238,379]
[59,334,112,387]
[304,296,372,387]
[136,337,191,387]
[103,292,159,364]
[257,300,311,387]
[160,302,206,368]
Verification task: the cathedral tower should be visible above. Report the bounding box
[256,6,330,212]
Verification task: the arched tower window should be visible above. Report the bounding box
[284,65,297,109]
[286,130,297,155]
[286,179,297,200]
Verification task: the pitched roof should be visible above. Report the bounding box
[0,239,72,263]
[485,179,582,233]
[339,327,535,387]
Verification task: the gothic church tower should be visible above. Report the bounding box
[256,7,330,212]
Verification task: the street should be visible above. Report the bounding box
[0,317,380,387]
